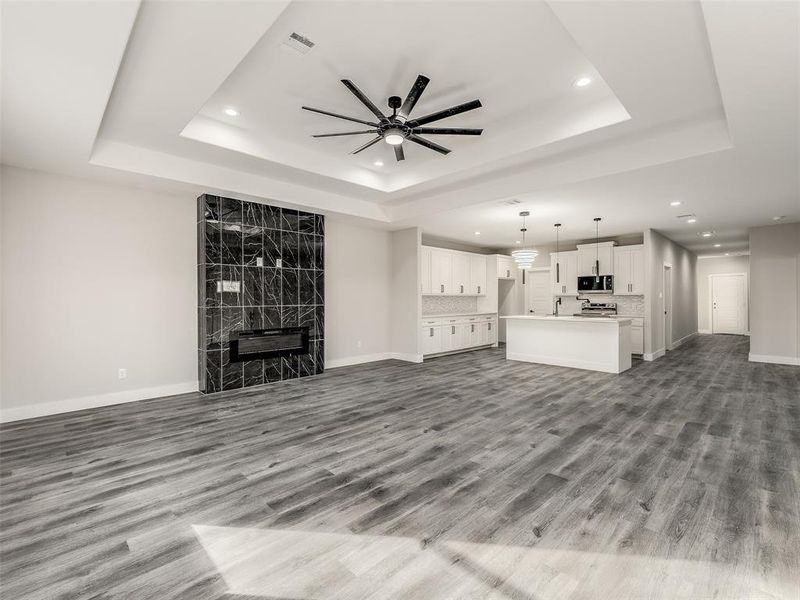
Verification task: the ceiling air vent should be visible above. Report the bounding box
[282,32,315,55]
[499,199,522,206]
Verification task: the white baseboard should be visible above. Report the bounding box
[326,352,424,369]
[325,352,392,369]
[748,353,800,366]
[643,348,665,361]
[389,352,423,363]
[0,381,199,423]
[698,329,712,335]
[669,331,698,350]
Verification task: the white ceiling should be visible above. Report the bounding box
[1,0,797,256]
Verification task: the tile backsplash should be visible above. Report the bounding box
[422,296,479,315]
[558,294,645,317]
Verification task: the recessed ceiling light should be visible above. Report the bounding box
[725,253,730,256]
[574,77,592,88]
[223,107,239,117]
[670,201,682,206]
[373,160,383,167]
[687,218,697,224]
[713,243,721,247]
[474,231,481,236]
[773,215,786,221]
[701,231,714,237]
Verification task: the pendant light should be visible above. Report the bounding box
[593,217,602,282]
[554,223,562,283]
[511,211,538,270]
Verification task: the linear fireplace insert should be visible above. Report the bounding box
[229,327,309,362]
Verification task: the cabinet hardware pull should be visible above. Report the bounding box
[451,326,455,334]
[440,284,444,293]
[460,285,464,293]
[556,263,560,283]
[507,270,510,278]
[478,286,481,294]
[430,328,434,337]
[471,324,474,332]
[488,323,492,330]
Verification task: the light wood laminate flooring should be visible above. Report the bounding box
[1,334,798,599]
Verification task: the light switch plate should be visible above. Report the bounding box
[256,257,264,267]
[276,258,283,268]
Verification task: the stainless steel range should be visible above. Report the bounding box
[574,301,618,318]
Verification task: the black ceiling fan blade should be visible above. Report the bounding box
[394,144,405,162]
[340,80,387,122]
[312,130,377,138]
[302,106,378,127]
[350,136,382,154]
[398,74,430,120]
[411,127,483,135]
[407,99,482,127]
[406,134,451,155]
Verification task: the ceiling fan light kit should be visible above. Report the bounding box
[302,74,483,161]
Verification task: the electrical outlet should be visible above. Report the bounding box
[276,258,283,268]
[118,368,127,380]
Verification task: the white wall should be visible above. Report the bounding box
[696,255,750,333]
[644,229,698,357]
[749,222,800,365]
[389,228,421,361]
[324,219,392,367]
[0,166,198,421]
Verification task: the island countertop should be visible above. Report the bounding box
[501,315,632,324]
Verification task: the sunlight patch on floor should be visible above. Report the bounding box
[192,525,792,600]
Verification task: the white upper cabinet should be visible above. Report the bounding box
[497,256,516,279]
[613,245,645,295]
[430,248,453,294]
[420,246,432,294]
[469,255,487,295]
[452,253,470,295]
[576,242,615,276]
[422,246,488,296]
[550,251,578,295]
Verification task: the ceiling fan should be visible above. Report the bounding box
[302,75,483,161]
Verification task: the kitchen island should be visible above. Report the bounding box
[501,315,632,373]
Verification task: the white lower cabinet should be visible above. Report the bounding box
[625,317,644,354]
[422,325,442,355]
[422,314,498,356]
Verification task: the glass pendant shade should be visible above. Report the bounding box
[511,248,538,269]
[511,211,538,269]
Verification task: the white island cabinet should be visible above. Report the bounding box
[502,315,632,374]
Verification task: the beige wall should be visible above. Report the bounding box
[696,255,750,333]
[1,166,198,420]
[749,222,800,364]
[389,228,422,361]
[323,219,393,367]
[644,229,698,356]
[0,166,401,420]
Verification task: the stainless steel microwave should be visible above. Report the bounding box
[577,275,613,294]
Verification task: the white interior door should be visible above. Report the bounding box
[526,270,552,314]
[712,274,747,334]
[663,265,672,349]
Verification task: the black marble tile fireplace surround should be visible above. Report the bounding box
[198,194,324,393]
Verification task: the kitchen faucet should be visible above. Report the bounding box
[553,296,562,316]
